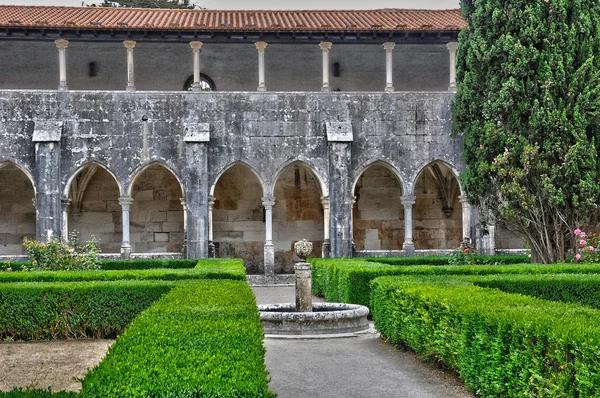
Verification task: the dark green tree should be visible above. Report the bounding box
[453,0,600,263]
[98,0,198,8]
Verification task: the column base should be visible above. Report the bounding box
[57,85,68,91]
[208,242,216,258]
[126,85,136,92]
[264,243,275,276]
[384,85,395,92]
[321,85,330,92]
[322,239,330,258]
[121,245,131,260]
[257,85,267,92]
[448,84,457,92]
[402,241,415,255]
[191,84,202,92]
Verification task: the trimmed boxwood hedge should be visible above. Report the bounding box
[368,254,530,266]
[100,259,199,270]
[80,280,274,398]
[310,258,600,308]
[0,259,246,283]
[0,388,77,397]
[371,275,600,397]
[0,281,173,340]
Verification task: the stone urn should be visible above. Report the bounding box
[294,239,313,261]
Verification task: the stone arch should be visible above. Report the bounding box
[411,159,464,197]
[212,162,266,274]
[412,160,462,250]
[210,161,266,197]
[272,160,325,273]
[271,157,328,198]
[127,161,185,199]
[353,161,405,251]
[0,160,36,255]
[0,159,35,194]
[352,160,408,196]
[128,162,185,253]
[66,162,122,253]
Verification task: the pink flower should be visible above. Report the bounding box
[581,232,587,238]
[576,253,581,260]
[464,248,469,253]
[590,246,595,252]
[575,228,582,236]
[580,239,587,246]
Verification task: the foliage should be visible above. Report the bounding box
[448,241,475,265]
[0,259,245,283]
[80,280,275,398]
[100,259,199,270]
[371,276,600,397]
[366,254,531,266]
[0,281,172,340]
[309,258,600,308]
[0,388,77,397]
[573,228,600,263]
[22,234,100,271]
[452,0,600,263]
[97,0,199,8]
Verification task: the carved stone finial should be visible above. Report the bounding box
[294,239,313,261]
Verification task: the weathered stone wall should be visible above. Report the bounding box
[0,163,35,254]
[213,164,265,274]
[495,226,525,250]
[273,163,324,273]
[0,41,451,92]
[68,167,122,253]
[130,165,184,253]
[353,164,404,250]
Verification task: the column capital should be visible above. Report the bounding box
[262,196,275,208]
[319,41,332,52]
[208,195,216,208]
[55,39,69,49]
[320,196,330,208]
[123,40,137,49]
[458,194,469,204]
[61,198,71,211]
[401,195,416,206]
[190,41,203,51]
[119,196,134,209]
[446,41,458,52]
[383,42,396,53]
[255,41,268,52]
[180,198,187,208]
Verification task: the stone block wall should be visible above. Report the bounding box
[0,164,35,254]
[353,164,405,250]
[130,165,184,253]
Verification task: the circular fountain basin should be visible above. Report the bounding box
[259,302,370,336]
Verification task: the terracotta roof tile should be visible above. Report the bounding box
[0,6,466,31]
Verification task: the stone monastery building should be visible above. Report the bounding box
[0,6,522,275]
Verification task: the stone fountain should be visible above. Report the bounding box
[258,240,370,336]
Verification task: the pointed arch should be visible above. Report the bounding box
[272,158,328,198]
[352,160,407,196]
[128,161,184,198]
[210,161,267,197]
[0,159,35,195]
[64,160,121,198]
[411,159,464,196]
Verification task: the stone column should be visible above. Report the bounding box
[295,263,312,312]
[55,39,68,91]
[262,196,275,275]
[33,122,62,243]
[319,42,332,92]
[61,198,71,240]
[459,194,471,243]
[183,124,210,259]
[401,195,416,254]
[255,41,268,92]
[189,41,204,92]
[446,42,458,91]
[180,198,188,257]
[119,196,133,259]
[123,40,136,92]
[383,42,396,92]
[321,196,330,257]
[208,195,216,258]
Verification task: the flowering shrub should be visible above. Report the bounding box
[574,229,600,263]
[22,232,101,271]
[448,240,475,266]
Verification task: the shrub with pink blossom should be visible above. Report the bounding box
[574,228,600,263]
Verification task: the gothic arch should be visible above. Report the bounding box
[352,160,407,196]
[127,161,184,198]
[271,158,328,198]
[210,161,267,197]
[0,159,35,194]
[64,160,121,198]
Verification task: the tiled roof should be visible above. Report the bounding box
[0,6,466,32]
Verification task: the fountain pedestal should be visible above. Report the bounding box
[295,263,312,312]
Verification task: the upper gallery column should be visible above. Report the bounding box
[189,41,204,92]
[55,39,69,91]
[459,194,471,243]
[319,42,332,92]
[123,40,136,92]
[446,42,458,91]
[255,41,268,92]
[383,42,396,92]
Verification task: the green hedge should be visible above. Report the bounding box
[0,281,173,340]
[368,254,530,266]
[310,258,600,307]
[80,280,274,398]
[100,259,199,270]
[0,388,77,397]
[371,276,600,397]
[0,259,246,283]
[469,273,600,310]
